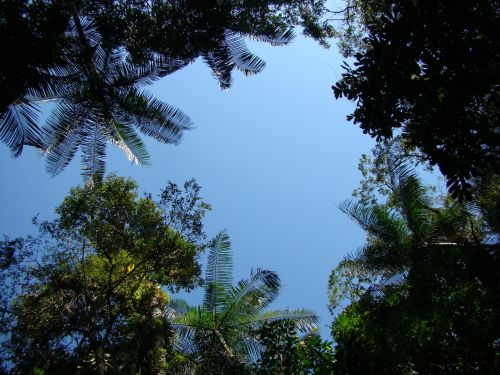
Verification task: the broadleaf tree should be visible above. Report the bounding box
[332,0,500,200]
[0,175,210,374]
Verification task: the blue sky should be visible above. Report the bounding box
[0,34,374,335]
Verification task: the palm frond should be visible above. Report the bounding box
[44,102,87,176]
[110,54,161,89]
[25,71,77,102]
[204,231,233,314]
[110,119,151,166]
[218,269,280,327]
[0,100,43,156]
[225,31,265,76]
[119,89,192,144]
[231,309,318,333]
[92,44,113,75]
[155,55,194,77]
[202,48,233,90]
[354,240,411,277]
[242,336,265,363]
[67,17,101,48]
[80,119,107,181]
[395,171,433,238]
[171,304,213,354]
[237,25,295,46]
[339,200,409,243]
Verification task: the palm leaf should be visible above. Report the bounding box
[110,54,161,89]
[119,89,192,144]
[110,119,151,166]
[80,118,107,181]
[218,268,280,328]
[230,309,318,333]
[339,200,409,243]
[204,231,233,315]
[156,55,194,77]
[238,25,295,46]
[202,47,234,90]
[225,31,266,76]
[242,336,265,363]
[44,101,88,176]
[171,304,213,354]
[395,171,433,239]
[0,100,44,156]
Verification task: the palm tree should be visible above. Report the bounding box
[30,21,292,181]
[41,16,193,180]
[1,3,295,179]
[328,163,486,310]
[169,231,317,373]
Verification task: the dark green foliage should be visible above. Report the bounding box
[332,246,500,374]
[0,0,70,155]
[332,0,500,200]
[0,175,210,374]
[255,320,299,374]
[330,160,500,374]
[1,0,333,178]
[254,320,335,374]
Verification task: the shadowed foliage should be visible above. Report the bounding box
[329,160,500,374]
[333,0,500,200]
[1,0,333,179]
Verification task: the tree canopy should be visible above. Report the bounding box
[0,0,334,178]
[0,175,210,374]
[332,0,500,200]
[170,231,318,374]
[328,157,500,373]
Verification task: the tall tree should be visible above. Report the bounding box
[1,0,334,178]
[328,162,500,373]
[0,175,210,374]
[332,0,500,200]
[170,231,318,374]
[43,19,193,181]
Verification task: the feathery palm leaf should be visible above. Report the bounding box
[170,231,317,368]
[238,25,295,46]
[394,171,433,240]
[0,100,44,156]
[204,231,233,316]
[43,20,193,179]
[203,25,294,90]
[109,120,151,166]
[225,30,266,76]
[339,200,409,243]
[218,268,280,327]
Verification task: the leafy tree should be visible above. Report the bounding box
[0,175,210,374]
[332,0,500,200]
[1,0,334,177]
[254,320,335,375]
[329,163,500,374]
[170,231,318,374]
[352,135,434,207]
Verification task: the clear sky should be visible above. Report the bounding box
[0,34,374,336]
